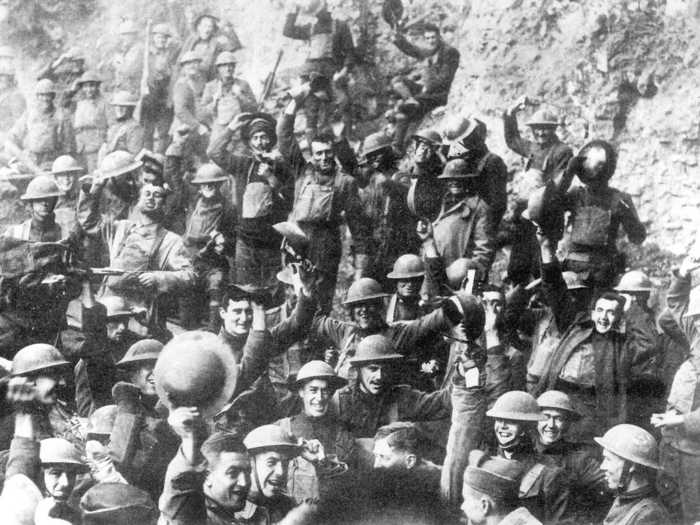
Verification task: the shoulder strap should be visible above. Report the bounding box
[476,152,495,176]
[519,463,545,497]
[147,226,169,271]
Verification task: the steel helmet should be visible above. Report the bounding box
[87,404,118,436]
[179,51,203,65]
[193,13,219,30]
[445,257,480,290]
[536,390,581,420]
[116,339,163,368]
[349,334,403,367]
[442,115,485,144]
[152,23,172,36]
[294,360,347,390]
[110,90,138,107]
[614,270,652,293]
[387,254,425,280]
[215,51,237,67]
[437,158,478,180]
[11,344,70,377]
[76,70,101,85]
[118,20,138,35]
[526,108,559,128]
[411,129,442,147]
[486,391,544,422]
[344,278,389,306]
[39,438,88,470]
[594,424,661,470]
[154,331,238,420]
[21,175,63,200]
[362,131,393,158]
[453,291,485,341]
[98,150,142,179]
[51,155,84,175]
[35,78,56,95]
[244,424,301,455]
[191,163,228,185]
[98,295,140,318]
[562,271,587,290]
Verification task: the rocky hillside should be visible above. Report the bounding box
[5,0,700,270]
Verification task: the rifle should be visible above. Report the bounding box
[135,19,152,124]
[257,49,283,111]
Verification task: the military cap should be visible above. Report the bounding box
[349,334,403,366]
[244,424,301,455]
[80,483,157,525]
[294,360,347,390]
[463,450,523,500]
[116,339,163,368]
[40,438,89,471]
[215,51,237,66]
[179,51,203,65]
[437,159,478,179]
[526,108,559,128]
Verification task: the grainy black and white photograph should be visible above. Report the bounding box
[0,0,696,523]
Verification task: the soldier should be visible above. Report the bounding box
[331,335,459,439]
[532,233,655,440]
[390,23,460,152]
[101,91,145,158]
[385,254,429,323]
[200,51,257,142]
[442,116,507,232]
[275,361,354,503]
[36,47,85,113]
[0,176,82,355]
[277,86,369,313]
[80,483,157,524]
[418,159,495,293]
[283,0,356,142]
[485,391,569,524]
[109,339,179,500]
[242,424,320,523]
[535,390,611,522]
[460,451,542,525]
[159,422,252,525]
[171,52,208,161]
[208,112,292,290]
[358,131,418,286]
[6,79,75,172]
[51,155,84,233]
[398,129,445,222]
[310,277,466,380]
[79,177,196,338]
[142,23,178,154]
[112,19,143,94]
[178,13,241,82]
[73,71,109,172]
[561,140,646,288]
[595,424,669,524]
[180,163,236,331]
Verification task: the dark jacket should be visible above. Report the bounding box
[502,112,573,175]
[283,11,355,73]
[603,486,669,525]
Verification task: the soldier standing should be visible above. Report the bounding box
[112,19,143,94]
[171,52,208,161]
[73,71,109,172]
[178,13,241,83]
[101,91,145,158]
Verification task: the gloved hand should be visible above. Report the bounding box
[111,382,141,413]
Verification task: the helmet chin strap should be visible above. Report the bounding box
[617,460,633,494]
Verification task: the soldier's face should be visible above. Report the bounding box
[153,33,169,49]
[249,131,271,153]
[591,298,620,334]
[446,179,467,196]
[299,378,331,418]
[531,126,556,147]
[220,299,253,336]
[252,451,289,498]
[580,146,608,185]
[43,465,77,501]
[129,362,157,397]
[537,408,569,446]
[197,18,216,40]
[481,291,504,314]
[373,437,414,471]
[352,302,383,331]
[204,451,251,512]
[199,182,220,200]
[106,316,129,342]
[114,104,132,120]
[600,449,626,490]
[396,278,422,300]
[424,31,440,53]
[81,82,99,99]
[217,63,235,81]
[32,371,66,405]
[359,363,388,395]
[494,419,525,448]
[461,485,488,524]
[36,93,54,112]
[183,61,202,77]
[138,184,166,214]
[54,173,75,194]
[311,141,335,174]
[31,198,57,221]
[413,139,434,164]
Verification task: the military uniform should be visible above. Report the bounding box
[603,487,669,525]
[103,116,145,157]
[200,77,257,141]
[112,42,144,94]
[142,45,178,153]
[178,32,239,83]
[73,96,109,171]
[171,74,207,158]
[8,109,75,169]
